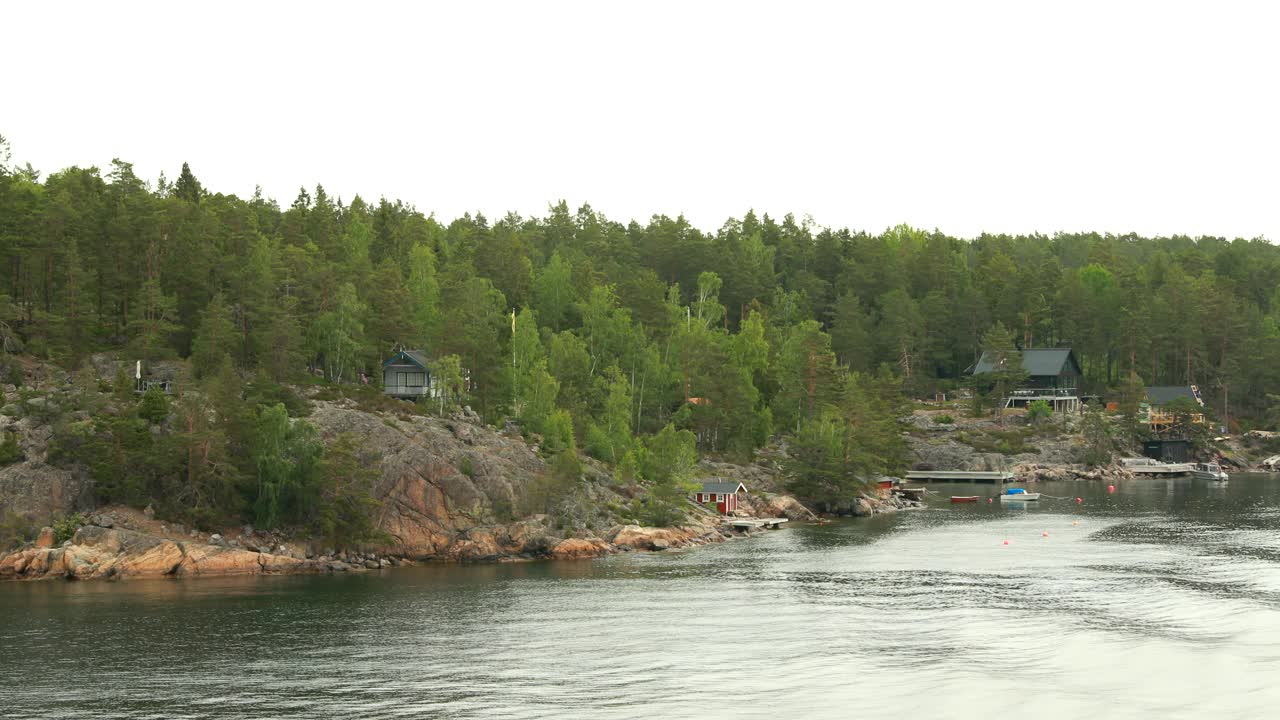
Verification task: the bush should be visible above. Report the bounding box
[0,432,21,465]
[52,513,85,545]
[137,387,170,424]
[934,414,955,425]
[458,455,476,478]
[1027,400,1052,425]
[1,512,35,551]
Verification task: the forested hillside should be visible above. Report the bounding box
[3,135,1279,533]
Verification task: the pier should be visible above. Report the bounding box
[725,518,789,530]
[904,470,1016,484]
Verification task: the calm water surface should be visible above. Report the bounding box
[5,475,1280,719]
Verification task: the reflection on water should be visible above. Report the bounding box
[4,475,1280,719]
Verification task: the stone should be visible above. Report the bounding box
[363,559,380,569]
[547,538,611,559]
[209,533,224,545]
[34,526,55,549]
[650,538,670,550]
[143,505,155,519]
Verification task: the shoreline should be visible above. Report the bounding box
[0,502,818,583]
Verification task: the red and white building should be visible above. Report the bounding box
[694,481,747,515]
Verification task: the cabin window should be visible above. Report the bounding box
[397,372,426,387]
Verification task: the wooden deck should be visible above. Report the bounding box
[904,470,1016,484]
[725,518,790,530]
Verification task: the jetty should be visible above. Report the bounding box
[725,518,789,530]
[904,470,1015,484]
[1120,458,1193,475]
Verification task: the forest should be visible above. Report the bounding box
[3,135,1280,535]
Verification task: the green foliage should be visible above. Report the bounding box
[934,414,955,425]
[137,387,170,424]
[1,512,36,551]
[1079,404,1115,467]
[190,292,237,379]
[519,449,581,517]
[249,403,323,529]
[585,367,632,463]
[458,454,476,479]
[11,143,1280,535]
[785,370,909,507]
[955,427,1036,455]
[0,432,22,465]
[1026,399,1052,424]
[310,433,384,547]
[52,513,85,545]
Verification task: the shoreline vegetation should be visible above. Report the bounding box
[4,144,1280,581]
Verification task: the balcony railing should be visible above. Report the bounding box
[1008,387,1079,398]
[384,385,431,397]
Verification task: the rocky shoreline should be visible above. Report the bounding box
[0,502,820,582]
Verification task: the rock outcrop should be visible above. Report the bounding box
[0,525,317,581]
[2,393,821,581]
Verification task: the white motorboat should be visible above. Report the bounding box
[1191,462,1228,482]
[999,489,1041,502]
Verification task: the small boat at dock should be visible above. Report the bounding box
[950,495,980,503]
[999,488,1041,502]
[1191,462,1228,482]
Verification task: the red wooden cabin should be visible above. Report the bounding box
[695,481,747,515]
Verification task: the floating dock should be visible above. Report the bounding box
[725,518,789,530]
[904,470,1015,484]
[1120,458,1193,475]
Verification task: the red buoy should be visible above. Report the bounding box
[1042,531,1049,537]
[1108,485,1115,493]
[1003,539,1009,545]
[1075,497,1083,504]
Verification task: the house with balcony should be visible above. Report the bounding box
[382,349,434,399]
[969,347,1083,412]
[1142,385,1208,433]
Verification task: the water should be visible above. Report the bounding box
[4,475,1280,719]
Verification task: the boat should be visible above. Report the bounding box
[950,495,980,503]
[999,488,1041,502]
[1191,462,1228,482]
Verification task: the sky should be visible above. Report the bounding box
[4,0,1279,240]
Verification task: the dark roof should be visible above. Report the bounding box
[971,348,1080,377]
[699,481,746,495]
[1145,386,1200,406]
[383,349,430,370]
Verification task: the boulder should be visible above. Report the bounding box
[547,538,610,559]
[34,527,55,549]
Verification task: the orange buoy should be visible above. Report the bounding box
[1072,520,1079,526]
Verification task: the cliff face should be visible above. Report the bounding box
[2,395,811,581]
[307,400,619,560]
[0,394,94,523]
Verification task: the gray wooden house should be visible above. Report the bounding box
[970,347,1083,411]
[382,349,434,398]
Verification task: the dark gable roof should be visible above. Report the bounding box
[971,348,1080,377]
[699,481,746,495]
[383,349,430,370]
[1145,386,1199,406]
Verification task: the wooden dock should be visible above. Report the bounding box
[725,518,789,530]
[904,470,1015,484]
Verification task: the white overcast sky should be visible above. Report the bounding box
[4,1,1278,239]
